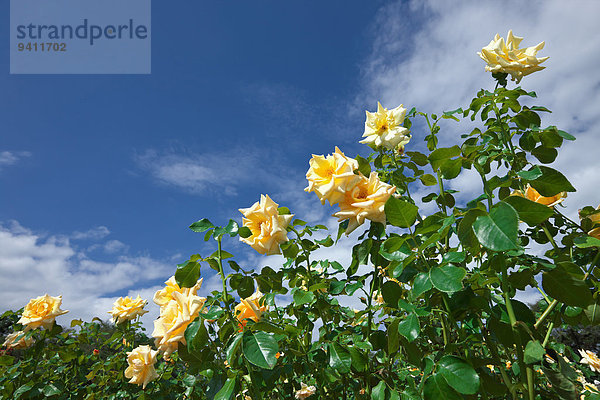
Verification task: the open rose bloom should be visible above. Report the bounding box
[478,30,548,83]
[360,102,411,150]
[18,294,69,330]
[2,331,33,350]
[152,290,205,356]
[333,172,396,234]
[153,276,205,308]
[305,147,360,206]
[234,290,268,330]
[108,295,149,324]
[124,345,159,389]
[239,194,293,255]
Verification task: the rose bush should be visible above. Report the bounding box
[2,29,600,400]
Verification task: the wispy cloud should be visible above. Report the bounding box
[71,226,110,240]
[0,151,31,171]
[134,147,291,197]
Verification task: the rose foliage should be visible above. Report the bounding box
[2,30,600,400]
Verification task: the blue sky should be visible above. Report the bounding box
[1,0,599,329]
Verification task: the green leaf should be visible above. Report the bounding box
[558,130,576,141]
[430,265,466,293]
[226,332,243,366]
[213,378,236,400]
[348,346,368,372]
[419,174,437,186]
[14,383,34,399]
[224,219,239,236]
[0,355,14,366]
[238,226,252,238]
[379,237,411,262]
[542,265,593,307]
[175,261,201,288]
[406,151,428,166]
[397,314,420,342]
[372,381,387,400]
[329,342,352,373]
[472,202,519,251]
[428,146,461,170]
[189,218,215,233]
[356,155,371,176]
[574,235,600,248]
[42,383,63,397]
[385,198,419,228]
[438,355,480,395]
[237,276,255,298]
[357,239,373,265]
[441,252,466,264]
[242,331,278,370]
[423,373,462,400]
[503,196,554,226]
[530,166,576,197]
[517,166,543,180]
[413,273,432,297]
[381,280,402,307]
[532,146,558,164]
[185,318,209,352]
[524,340,545,364]
[439,158,462,180]
[293,289,315,306]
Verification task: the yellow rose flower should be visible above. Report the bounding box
[152,291,205,356]
[124,345,159,389]
[304,147,360,206]
[234,290,267,331]
[18,294,69,330]
[153,276,205,309]
[360,102,411,150]
[2,331,33,349]
[295,383,317,399]
[239,194,293,256]
[478,30,548,83]
[511,184,566,207]
[108,295,149,324]
[333,172,396,234]
[579,349,600,373]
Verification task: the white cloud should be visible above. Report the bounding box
[71,226,110,241]
[0,222,178,331]
[0,151,31,171]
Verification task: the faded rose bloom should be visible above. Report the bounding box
[234,290,268,331]
[360,102,411,150]
[305,147,360,206]
[333,172,396,234]
[18,294,69,330]
[295,383,317,399]
[579,349,600,373]
[2,331,33,349]
[153,276,205,309]
[152,291,205,356]
[124,345,159,389]
[511,184,566,207]
[478,30,548,83]
[239,195,293,255]
[108,295,149,324]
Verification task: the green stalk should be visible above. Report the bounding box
[502,269,533,398]
[478,318,517,399]
[217,236,237,327]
